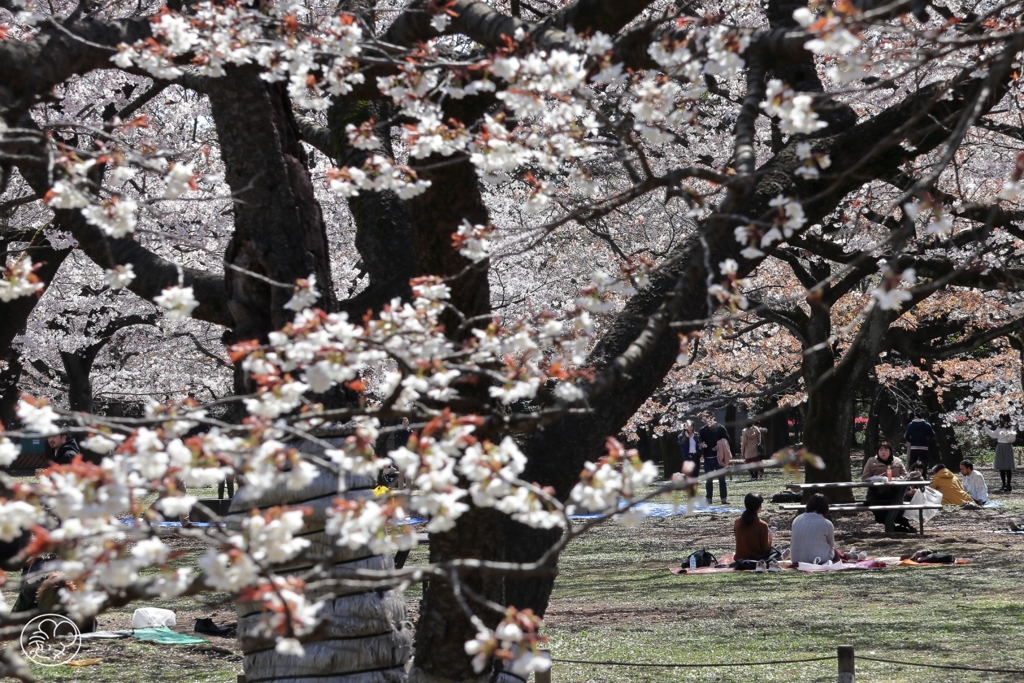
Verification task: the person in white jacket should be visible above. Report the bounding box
[959,460,988,505]
[985,415,1017,492]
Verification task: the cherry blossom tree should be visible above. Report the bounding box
[1,0,1024,680]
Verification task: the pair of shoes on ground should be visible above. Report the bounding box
[705,499,730,506]
[754,560,782,573]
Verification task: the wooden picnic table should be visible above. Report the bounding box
[788,480,930,491]
[779,480,939,534]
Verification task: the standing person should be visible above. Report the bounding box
[986,415,1017,492]
[959,460,988,505]
[218,473,236,500]
[741,421,766,480]
[677,421,702,478]
[904,408,936,471]
[698,412,730,505]
[394,418,415,450]
[46,432,80,465]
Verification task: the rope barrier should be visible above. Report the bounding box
[550,655,835,668]
[550,653,1024,674]
[856,655,1024,674]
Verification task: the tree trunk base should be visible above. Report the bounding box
[407,665,521,683]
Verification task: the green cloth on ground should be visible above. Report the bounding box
[133,627,207,645]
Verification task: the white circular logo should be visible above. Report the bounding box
[20,614,82,666]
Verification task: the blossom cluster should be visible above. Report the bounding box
[0,256,44,302]
[465,608,550,677]
[871,265,917,311]
[43,153,199,241]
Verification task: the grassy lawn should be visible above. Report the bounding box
[5,466,1024,682]
[544,467,1024,683]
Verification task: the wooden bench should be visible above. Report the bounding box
[779,503,943,534]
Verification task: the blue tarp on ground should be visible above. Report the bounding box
[392,516,428,526]
[133,627,207,645]
[119,519,219,528]
[569,501,742,520]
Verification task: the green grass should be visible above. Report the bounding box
[7,466,1024,682]
[543,467,1024,682]
[26,640,240,683]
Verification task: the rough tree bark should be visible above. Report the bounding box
[0,220,74,426]
[206,72,337,343]
[227,439,412,683]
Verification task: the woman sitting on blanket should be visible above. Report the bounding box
[734,493,778,562]
[790,494,851,564]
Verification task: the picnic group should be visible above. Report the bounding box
[679,409,1011,571]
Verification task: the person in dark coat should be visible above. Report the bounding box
[394,418,414,450]
[46,433,80,465]
[677,421,702,478]
[903,408,935,470]
[698,412,731,505]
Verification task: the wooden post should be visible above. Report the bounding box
[838,645,855,683]
[535,647,551,683]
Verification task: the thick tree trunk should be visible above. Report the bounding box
[865,384,881,462]
[921,393,962,469]
[59,351,93,413]
[405,151,499,681]
[875,390,903,454]
[327,100,416,316]
[411,508,508,683]
[228,438,412,683]
[207,71,337,342]
[408,153,490,339]
[802,377,855,500]
[766,403,790,456]
[0,353,22,430]
[204,69,410,682]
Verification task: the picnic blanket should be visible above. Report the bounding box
[669,553,968,575]
[78,630,133,640]
[133,627,207,645]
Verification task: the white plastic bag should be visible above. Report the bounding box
[797,561,851,572]
[131,607,176,629]
[909,486,943,523]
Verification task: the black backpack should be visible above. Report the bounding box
[683,548,717,569]
[771,490,802,503]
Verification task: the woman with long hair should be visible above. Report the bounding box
[733,493,775,562]
[986,414,1017,492]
